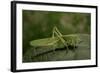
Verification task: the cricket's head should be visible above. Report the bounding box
[64,35,81,46]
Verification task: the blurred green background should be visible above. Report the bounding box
[22,10,91,62]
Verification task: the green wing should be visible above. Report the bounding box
[30,37,59,47]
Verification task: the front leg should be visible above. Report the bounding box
[52,48,56,54]
[65,46,69,54]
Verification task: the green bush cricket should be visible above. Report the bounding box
[30,26,81,55]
